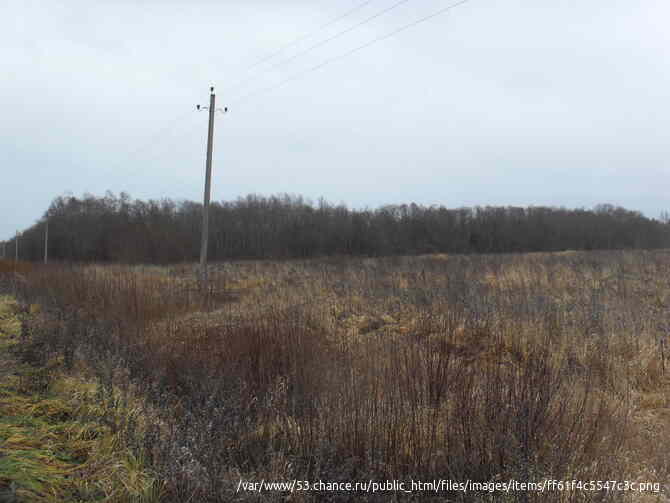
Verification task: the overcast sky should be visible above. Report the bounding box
[2,0,669,241]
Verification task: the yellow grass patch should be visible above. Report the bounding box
[0,296,163,503]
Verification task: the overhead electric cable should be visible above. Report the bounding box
[243,0,377,72]
[111,2,404,170]
[109,3,379,172]
[109,0,470,179]
[106,108,199,175]
[137,117,208,172]
[226,0,415,95]
[231,0,471,106]
[118,109,194,162]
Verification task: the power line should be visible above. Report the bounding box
[124,104,231,177]
[242,0,378,73]
[119,109,196,162]
[105,5,379,176]
[105,108,199,175]
[107,1,414,172]
[226,0,415,96]
[133,118,204,169]
[231,0,471,106]
[106,0,471,183]
[102,3,380,176]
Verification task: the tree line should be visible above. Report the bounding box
[5,192,670,263]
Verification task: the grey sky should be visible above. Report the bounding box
[2,0,669,241]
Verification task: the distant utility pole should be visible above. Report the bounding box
[196,86,228,287]
[44,219,49,264]
[15,231,18,262]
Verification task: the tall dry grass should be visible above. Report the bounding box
[2,250,669,501]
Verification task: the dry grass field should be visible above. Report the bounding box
[1,250,669,501]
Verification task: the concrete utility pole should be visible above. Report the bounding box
[199,87,216,286]
[44,220,49,264]
[196,87,228,287]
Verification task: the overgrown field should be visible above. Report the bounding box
[1,251,669,502]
